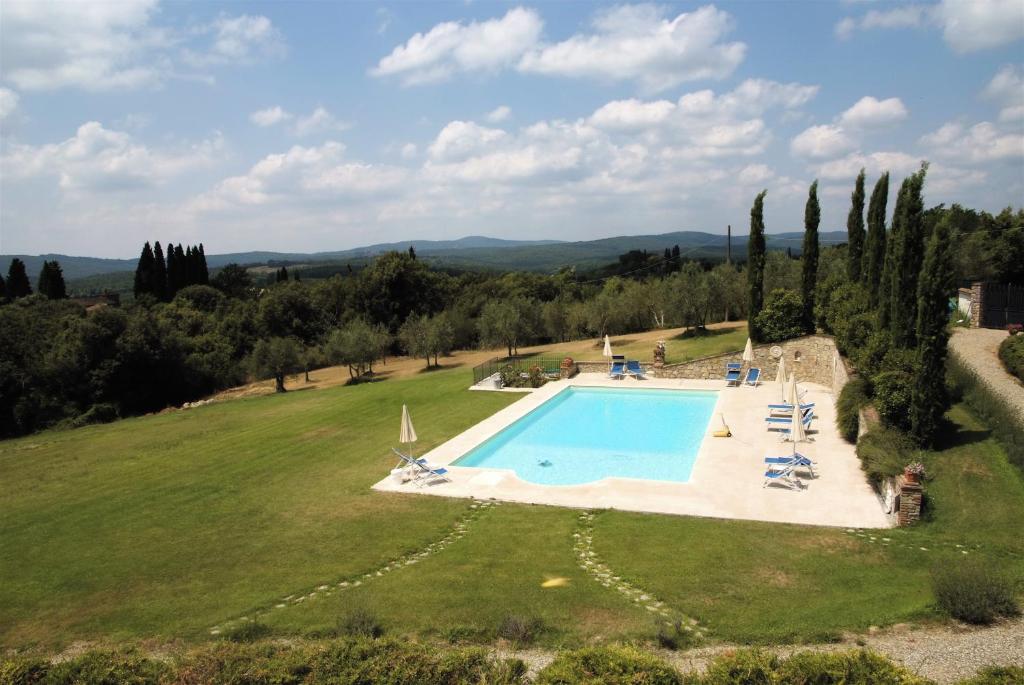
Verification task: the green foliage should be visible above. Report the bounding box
[863,173,889,291]
[959,666,1024,685]
[36,260,67,300]
[655,619,698,651]
[752,288,804,343]
[536,646,683,685]
[222,620,273,642]
[210,263,254,299]
[132,242,155,300]
[872,371,915,431]
[338,608,385,638]
[856,427,916,486]
[998,334,1024,382]
[747,190,768,342]
[702,649,779,684]
[44,649,169,685]
[324,320,390,379]
[249,336,301,392]
[947,355,1024,470]
[173,284,225,312]
[399,313,455,368]
[931,560,1020,624]
[478,299,536,356]
[496,614,545,645]
[910,221,954,446]
[847,169,867,282]
[774,650,931,684]
[802,180,821,332]
[886,164,929,347]
[837,377,869,443]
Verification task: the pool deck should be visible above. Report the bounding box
[372,374,894,529]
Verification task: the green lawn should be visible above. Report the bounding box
[2,358,1022,649]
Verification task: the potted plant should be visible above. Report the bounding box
[903,462,926,484]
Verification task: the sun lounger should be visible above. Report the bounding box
[724,362,742,386]
[391,448,451,486]
[744,367,761,387]
[763,464,804,490]
[609,360,625,379]
[764,453,816,477]
[765,406,814,425]
[625,360,646,379]
[767,402,815,417]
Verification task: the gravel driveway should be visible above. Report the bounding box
[950,328,1024,418]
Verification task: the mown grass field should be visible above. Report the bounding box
[2,344,1022,650]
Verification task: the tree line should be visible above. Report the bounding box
[133,241,210,301]
[1,258,68,301]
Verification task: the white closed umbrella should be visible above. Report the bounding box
[400,404,418,457]
[776,355,788,400]
[788,377,806,447]
[603,334,613,370]
[742,337,754,363]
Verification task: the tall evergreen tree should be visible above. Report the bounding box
[7,258,32,298]
[887,164,929,347]
[37,260,67,299]
[184,245,195,287]
[0,273,6,301]
[801,181,821,333]
[165,241,179,297]
[197,243,209,285]
[133,242,155,299]
[172,244,186,294]
[863,172,889,291]
[152,241,168,301]
[747,190,767,342]
[846,169,866,282]
[910,220,954,445]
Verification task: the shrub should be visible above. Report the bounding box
[174,284,225,312]
[655,619,698,651]
[68,402,120,428]
[0,656,47,685]
[998,334,1024,382]
[776,650,930,684]
[222,620,273,642]
[948,354,1024,471]
[837,377,870,443]
[931,560,1020,624]
[851,329,893,380]
[496,615,545,645]
[872,371,914,431]
[960,666,1024,684]
[338,608,384,638]
[856,427,916,486]
[535,646,683,685]
[753,289,805,343]
[702,649,779,685]
[42,649,169,684]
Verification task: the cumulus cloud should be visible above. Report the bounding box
[370,7,542,85]
[816,151,921,181]
[919,120,1024,163]
[790,124,856,158]
[836,0,1024,53]
[839,96,908,128]
[518,4,745,92]
[250,106,292,127]
[0,121,222,192]
[0,87,19,120]
[427,121,508,161]
[982,65,1024,122]
[292,107,350,137]
[486,105,511,123]
[0,0,285,91]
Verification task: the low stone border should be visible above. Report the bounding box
[209,500,500,635]
[842,528,980,555]
[573,511,707,639]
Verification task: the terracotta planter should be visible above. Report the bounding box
[903,469,919,484]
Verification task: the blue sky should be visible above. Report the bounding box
[1,1,1022,258]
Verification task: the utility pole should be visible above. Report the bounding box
[726,224,732,265]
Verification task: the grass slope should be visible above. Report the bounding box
[2,357,1022,649]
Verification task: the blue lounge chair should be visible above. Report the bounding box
[724,362,742,386]
[392,448,451,486]
[625,360,646,379]
[763,464,803,490]
[765,406,814,423]
[609,355,625,379]
[744,367,761,387]
[765,412,814,433]
[767,402,815,417]
[764,453,816,477]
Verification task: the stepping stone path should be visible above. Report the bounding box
[573,511,706,640]
[843,528,982,555]
[209,500,499,636]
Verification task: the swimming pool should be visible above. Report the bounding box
[453,386,718,485]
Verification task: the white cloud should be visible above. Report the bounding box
[371,7,542,85]
[428,121,508,161]
[291,107,350,137]
[0,121,222,192]
[816,151,920,181]
[919,120,1024,163]
[400,143,418,160]
[790,124,856,158]
[982,65,1024,122]
[589,99,675,131]
[738,163,774,185]
[250,106,292,127]
[486,105,511,123]
[0,1,285,91]
[839,96,908,128]
[836,0,1024,53]
[518,4,746,92]
[0,87,19,120]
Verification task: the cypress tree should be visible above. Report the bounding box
[0,273,6,301]
[37,260,67,299]
[747,190,767,342]
[172,244,186,294]
[847,168,866,282]
[864,173,889,291]
[910,220,954,445]
[152,241,168,301]
[6,258,32,298]
[801,180,820,333]
[279,266,289,282]
[197,244,209,285]
[133,242,155,299]
[184,245,195,287]
[166,242,178,296]
[888,163,929,347]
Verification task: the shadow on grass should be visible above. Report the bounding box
[344,374,389,386]
[417,364,451,374]
[671,326,736,341]
[935,419,992,452]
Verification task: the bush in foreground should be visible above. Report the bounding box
[837,377,870,443]
[998,334,1024,382]
[535,646,684,685]
[856,427,916,486]
[959,665,1024,684]
[931,560,1020,625]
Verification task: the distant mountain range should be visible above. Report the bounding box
[2,230,848,291]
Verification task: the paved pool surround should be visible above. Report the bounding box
[372,375,893,529]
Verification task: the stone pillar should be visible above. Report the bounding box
[897,476,923,526]
[970,282,983,328]
[653,341,666,369]
[559,357,578,380]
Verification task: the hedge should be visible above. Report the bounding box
[948,354,1024,471]
[998,334,1024,382]
[836,377,870,443]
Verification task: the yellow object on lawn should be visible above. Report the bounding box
[541,577,570,588]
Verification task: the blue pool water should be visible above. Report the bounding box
[453,387,718,485]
